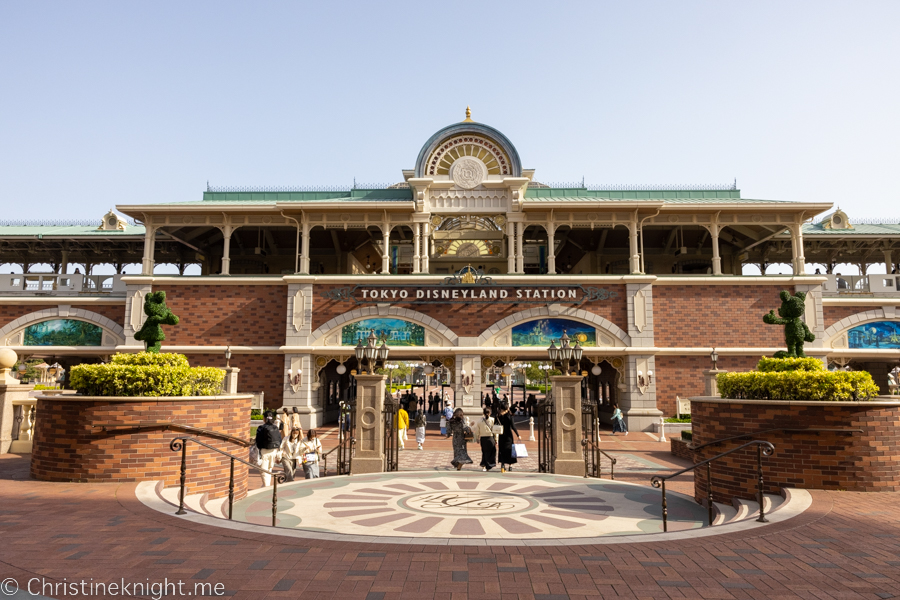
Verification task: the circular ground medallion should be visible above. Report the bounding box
[231,472,708,541]
[399,490,536,516]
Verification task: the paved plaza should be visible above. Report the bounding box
[3,445,900,599]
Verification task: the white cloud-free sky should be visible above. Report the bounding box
[1,1,898,224]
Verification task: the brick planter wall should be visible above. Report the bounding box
[670,437,695,462]
[690,397,900,504]
[31,394,253,501]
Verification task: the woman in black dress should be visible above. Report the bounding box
[447,408,473,471]
[495,403,521,473]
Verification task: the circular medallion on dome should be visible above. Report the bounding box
[451,157,486,189]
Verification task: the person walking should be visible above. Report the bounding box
[396,402,409,450]
[279,427,303,482]
[300,428,322,478]
[414,409,427,450]
[611,402,628,435]
[496,403,521,473]
[441,401,454,436]
[473,407,496,471]
[289,407,304,439]
[254,411,282,486]
[447,408,473,471]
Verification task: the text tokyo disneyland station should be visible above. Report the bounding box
[23,577,225,599]
[359,288,580,301]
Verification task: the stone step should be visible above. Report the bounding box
[712,502,737,525]
[732,497,759,522]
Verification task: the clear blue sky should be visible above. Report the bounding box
[2,1,898,222]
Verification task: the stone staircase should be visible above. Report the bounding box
[710,489,796,525]
[154,481,229,518]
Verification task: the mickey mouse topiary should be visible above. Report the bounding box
[763,290,815,358]
[134,291,179,353]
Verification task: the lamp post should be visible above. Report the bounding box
[384,362,398,393]
[539,363,551,395]
[710,347,719,370]
[547,330,582,375]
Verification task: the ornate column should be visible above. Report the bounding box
[793,225,807,275]
[351,373,387,474]
[884,250,893,275]
[709,224,722,275]
[300,222,310,274]
[507,221,515,273]
[628,221,640,274]
[382,225,391,274]
[547,223,556,274]
[219,225,234,275]
[141,225,157,275]
[515,222,524,274]
[421,222,430,273]
[549,375,584,476]
[412,223,421,274]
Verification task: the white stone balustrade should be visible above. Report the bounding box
[0,273,126,295]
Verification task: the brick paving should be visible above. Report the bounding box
[3,452,900,599]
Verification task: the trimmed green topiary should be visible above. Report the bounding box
[763,290,815,358]
[69,352,224,397]
[134,291,179,353]
[717,357,879,401]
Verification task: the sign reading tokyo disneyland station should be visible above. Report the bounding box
[2,107,900,429]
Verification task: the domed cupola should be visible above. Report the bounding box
[414,107,522,182]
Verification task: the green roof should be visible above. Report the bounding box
[0,225,146,238]
[524,188,742,200]
[801,222,900,235]
[194,189,414,204]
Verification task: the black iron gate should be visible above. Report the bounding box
[536,394,555,473]
[582,396,600,478]
[337,399,355,475]
[383,390,399,472]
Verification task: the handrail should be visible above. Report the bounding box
[650,440,775,532]
[96,421,251,447]
[169,436,285,525]
[321,437,355,477]
[581,439,616,480]
[691,427,862,451]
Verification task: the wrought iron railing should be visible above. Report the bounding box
[581,439,616,480]
[650,440,775,532]
[169,436,285,526]
[96,422,250,447]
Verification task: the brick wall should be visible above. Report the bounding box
[31,395,251,500]
[154,285,286,347]
[654,355,759,416]
[189,353,284,409]
[670,438,695,462]
[653,285,790,347]
[311,284,628,338]
[0,303,125,330]
[690,399,900,503]
[823,305,867,329]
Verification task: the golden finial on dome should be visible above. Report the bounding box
[463,106,473,122]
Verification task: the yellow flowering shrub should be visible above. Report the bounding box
[70,352,225,397]
[717,357,879,401]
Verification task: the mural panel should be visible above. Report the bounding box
[341,318,425,346]
[23,319,103,346]
[512,318,597,347]
[848,321,900,349]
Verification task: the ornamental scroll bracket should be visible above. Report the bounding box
[292,289,306,332]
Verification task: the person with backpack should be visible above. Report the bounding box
[254,411,282,486]
[414,409,427,450]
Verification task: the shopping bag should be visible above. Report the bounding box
[512,443,528,458]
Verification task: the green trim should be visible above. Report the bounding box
[524,188,742,200]
[201,189,413,203]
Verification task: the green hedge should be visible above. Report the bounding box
[756,357,824,372]
[69,352,225,397]
[717,357,879,401]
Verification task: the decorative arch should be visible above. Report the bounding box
[415,121,522,178]
[0,307,126,346]
[310,306,459,347]
[477,307,631,347]
[824,308,899,349]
